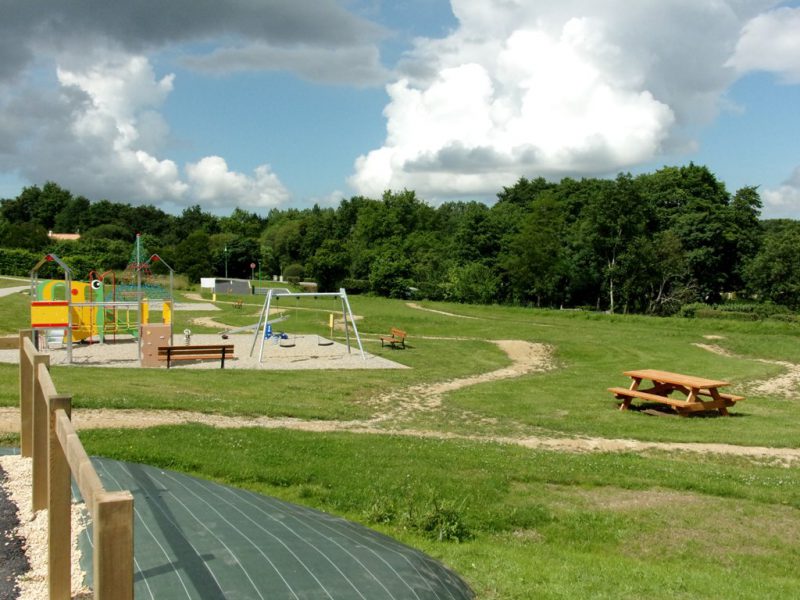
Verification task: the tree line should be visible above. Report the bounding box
[2,165,800,313]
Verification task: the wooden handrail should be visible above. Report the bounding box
[20,331,133,600]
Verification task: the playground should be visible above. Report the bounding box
[2,272,800,598]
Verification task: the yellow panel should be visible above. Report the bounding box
[31,302,69,328]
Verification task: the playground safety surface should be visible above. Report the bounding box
[0,334,408,370]
[0,449,473,599]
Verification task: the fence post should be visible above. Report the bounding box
[32,355,51,511]
[94,491,134,600]
[18,330,34,457]
[48,395,72,600]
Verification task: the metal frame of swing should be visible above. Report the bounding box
[249,288,366,363]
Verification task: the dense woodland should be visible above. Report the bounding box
[2,164,800,314]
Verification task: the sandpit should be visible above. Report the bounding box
[0,333,407,371]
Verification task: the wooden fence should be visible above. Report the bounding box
[17,330,133,600]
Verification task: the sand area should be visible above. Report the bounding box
[0,333,407,370]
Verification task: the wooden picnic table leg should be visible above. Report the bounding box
[619,377,642,411]
[708,388,730,416]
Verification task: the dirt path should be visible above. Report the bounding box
[693,341,800,399]
[3,338,799,465]
[405,302,479,319]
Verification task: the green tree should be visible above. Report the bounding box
[0,222,50,250]
[308,240,349,291]
[744,224,800,310]
[444,262,500,304]
[369,253,412,298]
[500,191,567,306]
[174,231,213,283]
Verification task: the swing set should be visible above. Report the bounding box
[249,288,365,363]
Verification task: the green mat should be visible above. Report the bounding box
[74,457,474,599]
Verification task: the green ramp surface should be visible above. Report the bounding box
[78,457,474,599]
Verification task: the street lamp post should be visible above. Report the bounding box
[224,245,228,278]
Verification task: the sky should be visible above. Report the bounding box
[0,0,799,218]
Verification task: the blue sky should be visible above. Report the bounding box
[0,0,799,218]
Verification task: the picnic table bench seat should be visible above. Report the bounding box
[158,344,235,368]
[607,386,695,408]
[380,327,407,349]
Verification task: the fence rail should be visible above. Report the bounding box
[18,330,133,600]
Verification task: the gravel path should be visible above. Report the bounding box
[1,460,29,600]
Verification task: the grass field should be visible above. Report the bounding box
[2,286,800,598]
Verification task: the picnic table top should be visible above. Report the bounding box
[623,369,729,389]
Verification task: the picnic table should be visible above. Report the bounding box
[608,369,744,416]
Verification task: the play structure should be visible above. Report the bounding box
[29,235,175,364]
[250,288,365,363]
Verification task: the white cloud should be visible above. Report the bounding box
[728,7,800,83]
[350,0,779,200]
[186,156,290,210]
[763,166,800,217]
[48,52,188,202]
[0,49,292,211]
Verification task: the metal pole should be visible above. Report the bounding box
[224,245,228,278]
[257,289,275,363]
[341,289,366,360]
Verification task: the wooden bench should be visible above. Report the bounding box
[380,327,407,349]
[158,344,235,369]
[234,299,244,309]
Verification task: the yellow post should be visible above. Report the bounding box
[19,331,34,457]
[32,355,51,511]
[162,300,172,324]
[48,395,72,600]
[94,491,134,600]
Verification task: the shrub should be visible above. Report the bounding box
[283,263,304,280]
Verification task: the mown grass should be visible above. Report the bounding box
[80,425,800,599]
[2,290,800,597]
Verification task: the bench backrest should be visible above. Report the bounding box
[391,328,406,338]
[157,344,234,354]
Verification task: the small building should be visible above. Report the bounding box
[48,231,81,241]
[200,278,252,295]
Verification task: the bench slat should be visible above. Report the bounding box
[608,387,691,407]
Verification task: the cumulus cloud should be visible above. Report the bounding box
[0,49,292,210]
[186,156,289,210]
[728,7,800,83]
[350,0,780,200]
[763,166,800,217]
[0,51,188,203]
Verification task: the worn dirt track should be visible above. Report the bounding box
[3,339,799,465]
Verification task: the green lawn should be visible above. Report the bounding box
[2,289,800,598]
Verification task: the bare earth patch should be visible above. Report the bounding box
[405,302,479,319]
[693,341,800,399]
[2,339,799,465]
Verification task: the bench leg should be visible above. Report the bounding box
[618,397,632,411]
[221,350,226,369]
